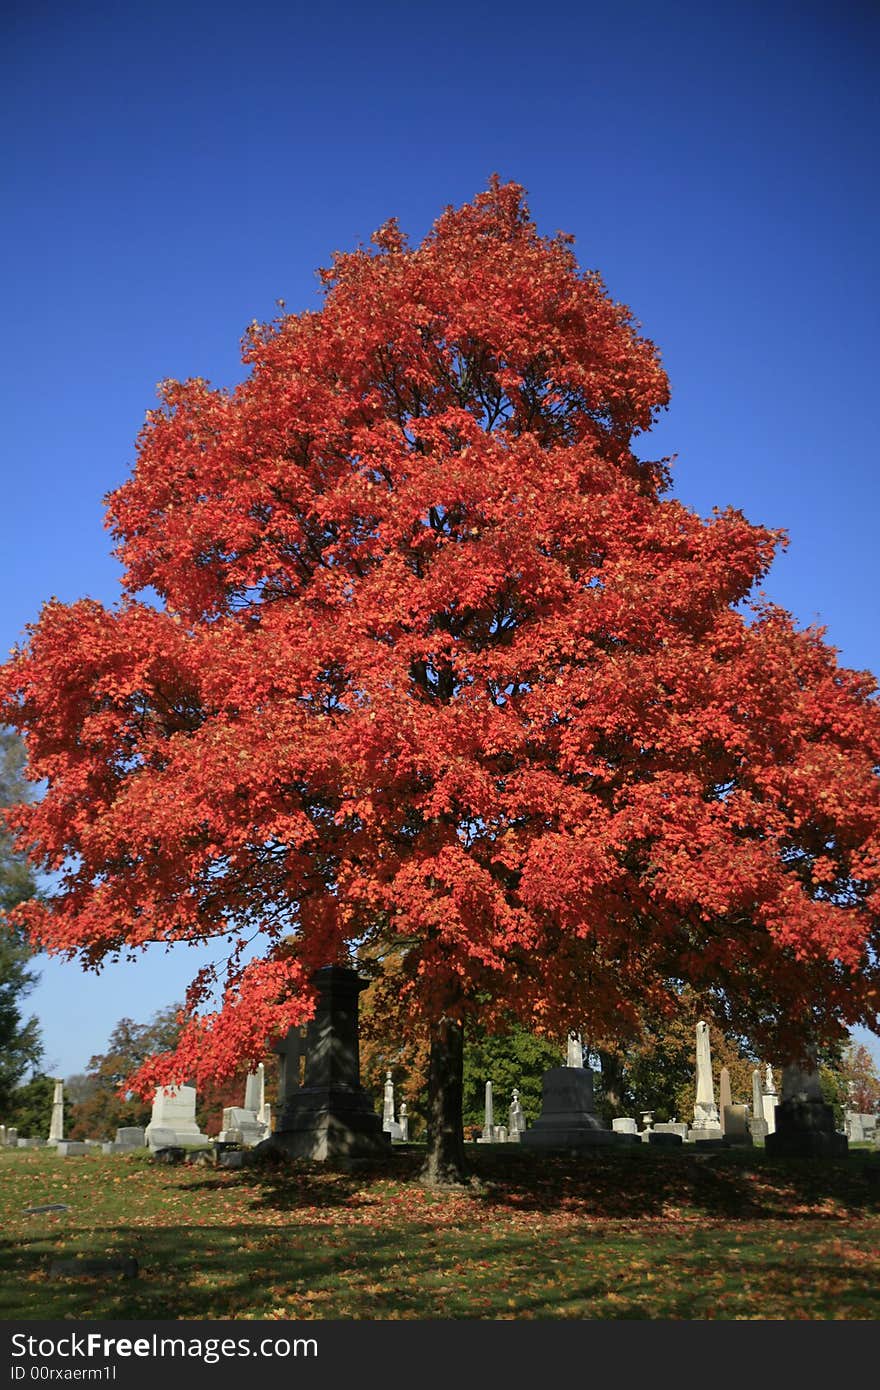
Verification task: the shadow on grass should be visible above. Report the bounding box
[2,1210,878,1320]
[207,1145,880,1223]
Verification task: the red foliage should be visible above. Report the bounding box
[1,179,878,1095]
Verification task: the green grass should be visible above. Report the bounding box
[2,1143,878,1320]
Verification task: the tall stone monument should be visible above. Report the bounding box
[381,1071,405,1141]
[47,1079,64,1146]
[258,965,389,1162]
[688,1021,722,1141]
[718,1066,732,1135]
[765,1052,848,1158]
[749,1067,769,1141]
[762,1063,778,1135]
[478,1080,495,1143]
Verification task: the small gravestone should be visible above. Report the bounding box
[56,1141,88,1156]
[653,1121,689,1142]
[380,1071,405,1142]
[723,1103,753,1145]
[24,1203,70,1214]
[114,1126,146,1149]
[49,1256,138,1280]
[612,1118,638,1135]
[145,1086,210,1151]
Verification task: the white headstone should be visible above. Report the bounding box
[145,1085,210,1150]
[480,1080,495,1142]
[382,1070,395,1130]
[48,1079,64,1145]
[612,1117,638,1134]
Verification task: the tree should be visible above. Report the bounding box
[66,1005,183,1140]
[0,729,43,1113]
[1,180,878,1186]
[5,1073,54,1138]
[462,1021,561,1135]
[819,1040,880,1125]
[590,991,761,1125]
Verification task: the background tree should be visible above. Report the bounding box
[0,729,44,1114]
[66,1005,183,1139]
[1,182,879,1187]
[590,993,761,1125]
[4,1073,54,1137]
[819,1040,880,1126]
[66,1003,275,1140]
[461,1021,562,1135]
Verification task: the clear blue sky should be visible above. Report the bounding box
[2,0,878,1081]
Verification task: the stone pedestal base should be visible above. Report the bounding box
[257,1086,390,1162]
[520,1067,624,1152]
[764,1100,848,1158]
[688,1126,723,1143]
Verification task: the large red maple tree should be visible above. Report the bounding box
[2,180,878,1184]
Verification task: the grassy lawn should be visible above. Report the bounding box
[1,1143,878,1320]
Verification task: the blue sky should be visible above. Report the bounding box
[2,0,878,1080]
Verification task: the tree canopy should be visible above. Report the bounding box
[1,181,878,1172]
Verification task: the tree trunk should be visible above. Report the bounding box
[599,1049,626,1120]
[418,1015,473,1189]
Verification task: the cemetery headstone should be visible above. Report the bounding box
[508,1088,526,1141]
[47,1079,64,1146]
[218,1066,271,1146]
[566,1032,584,1068]
[688,1021,723,1141]
[257,965,390,1162]
[723,1103,753,1145]
[612,1117,639,1135]
[765,1053,848,1158]
[749,1067,769,1141]
[144,1085,211,1152]
[380,1070,404,1141]
[718,1067,732,1135]
[762,1063,778,1135]
[653,1121,689,1141]
[521,1065,621,1150]
[478,1080,496,1143]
